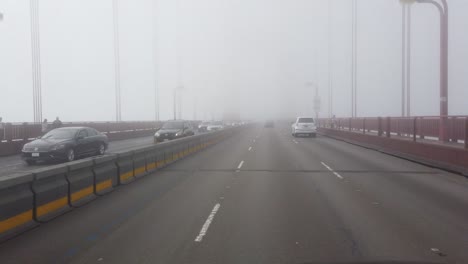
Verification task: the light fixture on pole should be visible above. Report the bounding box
[399,0,449,142]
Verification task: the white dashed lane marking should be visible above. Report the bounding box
[320,162,344,179]
[194,203,221,242]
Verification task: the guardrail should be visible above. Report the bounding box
[0,121,162,142]
[316,116,468,176]
[317,116,468,147]
[0,121,202,157]
[0,127,239,243]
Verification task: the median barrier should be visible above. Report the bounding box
[154,145,167,169]
[145,146,158,173]
[116,151,134,184]
[0,173,37,243]
[32,165,71,222]
[66,159,96,207]
[133,148,148,178]
[93,155,118,195]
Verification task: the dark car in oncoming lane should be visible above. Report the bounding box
[154,120,195,143]
[22,127,108,165]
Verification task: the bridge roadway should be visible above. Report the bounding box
[0,123,467,263]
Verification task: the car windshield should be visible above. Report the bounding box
[298,118,314,123]
[42,129,76,139]
[162,122,184,129]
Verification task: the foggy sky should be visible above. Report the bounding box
[0,0,467,122]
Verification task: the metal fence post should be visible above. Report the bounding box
[450,117,456,142]
[413,117,417,142]
[386,117,391,138]
[378,117,382,136]
[465,117,468,149]
[4,123,13,142]
[349,118,352,132]
[22,122,28,141]
[363,118,366,134]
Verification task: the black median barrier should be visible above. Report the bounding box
[133,148,148,178]
[0,173,37,243]
[93,155,118,196]
[154,145,167,169]
[144,146,158,173]
[116,151,134,185]
[66,159,96,207]
[32,165,71,222]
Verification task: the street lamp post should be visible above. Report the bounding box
[401,3,413,117]
[328,0,333,118]
[399,0,449,141]
[351,0,358,117]
[112,0,122,122]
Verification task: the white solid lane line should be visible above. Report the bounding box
[194,203,221,242]
[293,140,299,144]
[320,162,344,179]
[237,160,244,169]
[248,147,252,151]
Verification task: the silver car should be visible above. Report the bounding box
[291,117,317,138]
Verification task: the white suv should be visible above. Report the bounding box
[292,117,317,138]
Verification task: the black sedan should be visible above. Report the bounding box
[22,127,108,165]
[154,121,195,143]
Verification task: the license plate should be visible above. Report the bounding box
[32,153,40,157]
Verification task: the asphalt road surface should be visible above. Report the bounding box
[0,136,155,178]
[0,124,467,264]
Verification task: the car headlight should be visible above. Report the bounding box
[51,144,66,151]
[175,131,183,136]
[155,132,160,137]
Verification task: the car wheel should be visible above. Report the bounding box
[67,149,75,162]
[26,160,36,166]
[97,143,106,155]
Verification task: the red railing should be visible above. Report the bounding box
[317,116,468,149]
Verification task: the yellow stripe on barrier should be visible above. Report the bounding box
[120,171,133,182]
[36,196,68,217]
[96,179,112,192]
[156,161,165,168]
[134,166,146,176]
[0,210,33,234]
[147,162,157,170]
[71,186,94,202]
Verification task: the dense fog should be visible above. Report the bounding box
[0,0,467,122]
